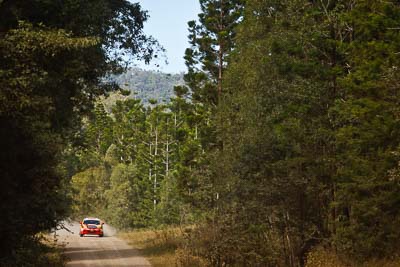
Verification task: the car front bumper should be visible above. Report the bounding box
[80,228,103,235]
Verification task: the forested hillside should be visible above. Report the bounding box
[114,68,184,104]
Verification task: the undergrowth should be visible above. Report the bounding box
[0,235,65,267]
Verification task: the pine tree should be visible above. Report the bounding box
[189,0,345,265]
[330,0,400,258]
[111,98,146,164]
[191,0,400,264]
[185,0,245,104]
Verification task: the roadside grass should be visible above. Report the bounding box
[0,235,66,267]
[306,246,400,267]
[121,229,400,267]
[40,235,67,266]
[119,227,182,267]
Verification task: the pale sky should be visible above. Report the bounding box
[133,1,201,73]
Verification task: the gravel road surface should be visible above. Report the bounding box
[56,221,151,267]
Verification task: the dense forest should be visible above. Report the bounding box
[2,0,400,266]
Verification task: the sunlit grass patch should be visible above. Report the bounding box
[119,227,183,267]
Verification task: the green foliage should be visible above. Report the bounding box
[105,164,137,229]
[70,88,203,228]
[0,0,158,264]
[178,0,400,265]
[0,22,96,262]
[114,68,184,105]
[71,166,110,217]
[0,0,161,65]
[184,0,244,104]
[0,236,66,267]
[38,0,400,266]
[330,0,400,258]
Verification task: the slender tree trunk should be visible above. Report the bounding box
[217,0,225,97]
[154,123,158,209]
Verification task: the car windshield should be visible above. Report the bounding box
[83,220,100,225]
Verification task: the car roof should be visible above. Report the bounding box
[83,217,101,221]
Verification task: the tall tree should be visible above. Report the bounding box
[185,0,245,104]
[330,0,400,258]
[175,0,246,221]
[185,0,344,265]
[0,24,99,263]
[185,0,400,265]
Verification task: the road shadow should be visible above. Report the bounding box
[68,264,149,267]
[66,248,142,261]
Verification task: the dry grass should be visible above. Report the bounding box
[119,227,183,267]
[306,247,348,267]
[306,247,400,267]
[122,230,400,267]
[42,237,67,266]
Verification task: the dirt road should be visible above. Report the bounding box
[56,221,151,267]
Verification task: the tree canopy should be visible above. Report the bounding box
[0,0,159,264]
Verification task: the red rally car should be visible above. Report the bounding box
[79,218,104,237]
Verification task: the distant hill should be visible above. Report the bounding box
[114,68,185,105]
